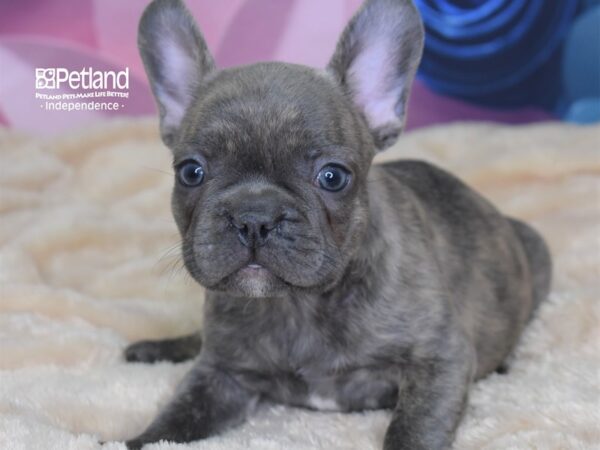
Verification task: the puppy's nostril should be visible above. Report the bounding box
[259,224,269,240]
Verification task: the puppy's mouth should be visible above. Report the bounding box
[220,260,286,297]
[236,262,271,279]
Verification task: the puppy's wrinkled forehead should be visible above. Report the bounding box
[176,63,372,169]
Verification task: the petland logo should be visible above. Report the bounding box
[35,67,129,90]
[35,67,130,112]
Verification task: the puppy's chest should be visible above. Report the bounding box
[207,299,397,412]
[241,322,398,412]
[243,306,351,371]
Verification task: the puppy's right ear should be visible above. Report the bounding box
[138,0,215,147]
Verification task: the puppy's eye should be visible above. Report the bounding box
[317,165,350,192]
[177,160,205,187]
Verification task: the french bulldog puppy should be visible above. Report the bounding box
[123,0,552,448]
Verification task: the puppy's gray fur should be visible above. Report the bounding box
[123,0,552,448]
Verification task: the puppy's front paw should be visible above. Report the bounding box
[124,438,144,450]
[124,340,168,364]
[124,334,202,364]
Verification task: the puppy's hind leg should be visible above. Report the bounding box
[509,218,552,313]
[124,332,202,363]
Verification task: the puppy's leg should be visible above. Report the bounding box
[124,332,202,363]
[126,364,257,449]
[383,349,475,450]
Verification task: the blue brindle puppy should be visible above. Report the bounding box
[123,0,552,448]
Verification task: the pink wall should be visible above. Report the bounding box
[0,0,553,135]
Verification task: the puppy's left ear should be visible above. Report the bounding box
[328,0,424,150]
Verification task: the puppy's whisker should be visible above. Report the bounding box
[142,166,174,177]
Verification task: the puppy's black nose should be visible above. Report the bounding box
[230,211,281,247]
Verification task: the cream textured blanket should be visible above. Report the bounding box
[0,119,598,450]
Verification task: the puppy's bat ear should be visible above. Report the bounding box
[138,0,215,147]
[328,0,424,150]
